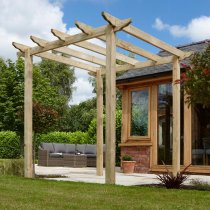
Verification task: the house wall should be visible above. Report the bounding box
[118,75,210,174]
[118,75,171,173]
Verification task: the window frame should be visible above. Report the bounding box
[128,86,151,140]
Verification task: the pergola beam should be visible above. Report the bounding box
[105,52,192,74]
[13,42,99,72]
[25,21,132,56]
[30,36,106,66]
[52,29,139,65]
[102,12,186,57]
[76,21,162,62]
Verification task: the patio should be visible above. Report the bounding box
[35,165,210,186]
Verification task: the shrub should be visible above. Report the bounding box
[122,155,133,161]
[0,159,24,176]
[157,163,190,189]
[87,110,122,166]
[177,45,210,107]
[37,131,90,145]
[0,131,21,158]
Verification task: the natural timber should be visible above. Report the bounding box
[102,12,186,57]
[52,29,139,65]
[76,21,161,61]
[24,48,33,178]
[13,42,99,72]
[96,69,104,176]
[25,21,132,56]
[114,52,192,74]
[172,56,181,176]
[105,25,116,184]
[31,36,106,66]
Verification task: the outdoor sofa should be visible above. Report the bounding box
[38,142,105,167]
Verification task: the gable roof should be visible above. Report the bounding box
[117,39,210,83]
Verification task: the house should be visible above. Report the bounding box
[117,40,210,174]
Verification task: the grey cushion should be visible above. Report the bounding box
[53,143,66,153]
[49,152,63,158]
[85,144,96,154]
[76,144,86,154]
[65,144,76,154]
[86,154,96,158]
[41,143,54,153]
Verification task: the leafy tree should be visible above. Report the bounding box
[38,59,76,102]
[59,98,97,132]
[177,45,210,107]
[0,57,76,134]
[0,58,24,132]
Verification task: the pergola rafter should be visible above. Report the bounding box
[12,12,193,184]
[51,29,140,65]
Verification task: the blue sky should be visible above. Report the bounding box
[0,0,210,104]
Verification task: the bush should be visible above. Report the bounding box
[0,131,21,158]
[0,159,24,176]
[122,155,133,161]
[157,163,190,189]
[37,131,90,145]
[87,110,122,166]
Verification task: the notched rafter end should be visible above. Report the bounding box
[75,21,90,35]
[102,11,132,30]
[12,42,28,53]
[51,29,66,41]
[30,35,45,47]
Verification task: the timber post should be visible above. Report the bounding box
[24,48,34,178]
[172,56,181,176]
[96,69,104,176]
[105,25,116,184]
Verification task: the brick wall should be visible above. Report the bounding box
[121,146,150,173]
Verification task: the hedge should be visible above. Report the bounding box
[0,131,21,159]
[37,131,91,145]
[0,159,24,176]
[87,110,122,166]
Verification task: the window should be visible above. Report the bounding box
[130,88,149,137]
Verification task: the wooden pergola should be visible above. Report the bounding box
[13,12,192,184]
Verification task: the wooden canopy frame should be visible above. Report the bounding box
[13,12,192,184]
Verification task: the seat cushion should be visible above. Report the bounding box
[41,143,54,153]
[53,143,66,153]
[65,144,76,154]
[49,152,63,158]
[76,144,86,154]
[85,144,96,154]
[86,154,96,158]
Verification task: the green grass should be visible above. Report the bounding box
[0,176,210,210]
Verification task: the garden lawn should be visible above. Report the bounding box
[0,176,210,210]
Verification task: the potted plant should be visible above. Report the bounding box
[121,154,136,174]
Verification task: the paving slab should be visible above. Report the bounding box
[35,165,210,186]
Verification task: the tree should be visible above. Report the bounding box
[177,44,210,107]
[38,59,76,102]
[58,98,97,132]
[0,57,76,133]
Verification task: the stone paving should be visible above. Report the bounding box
[35,165,210,186]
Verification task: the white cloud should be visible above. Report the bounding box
[153,16,210,41]
[70,75,96,105]
[0,0,104,105]
[0,0,66,60]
